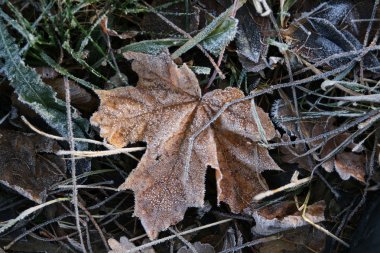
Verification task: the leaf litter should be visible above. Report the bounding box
[0,0,379,252]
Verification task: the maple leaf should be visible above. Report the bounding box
[91,52,280,239]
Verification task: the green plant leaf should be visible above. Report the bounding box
[0,20,88,148]
[201,17,238,56]
[119,38,187,55]
[171,0,244,59]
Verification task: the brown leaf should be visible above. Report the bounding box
[251,200,325,236]
[45,78,97,116]
[257,226,326,253]
[334,153,366,182]
[91,52,280,239]
[0,129,66,203]
[35,67,98,116]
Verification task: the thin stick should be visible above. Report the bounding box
[301,192,349,248]
[126,219,232,253]
[58,185,119,191]
[218,235,280,253]
[22,116,144,160]
[168,227,197,253]
[21,116,113,148]
[253,176,311,201]
[3,214,72,250]
[78,202,110,251]
[0,112,10,125]
[0,198,69,234]
[57,147,145,157]
[64,77,87,253]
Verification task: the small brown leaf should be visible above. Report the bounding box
[251,201,325,236]
[257,226,326,253]
[0,129,65,203]
[334,153,366,182]
[91,52,280,239]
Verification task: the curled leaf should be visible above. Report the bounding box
[251,201,325,236]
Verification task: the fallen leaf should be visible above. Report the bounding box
[0,129,66,203]
[35,67,97,116]
[312,118,366,182]
[44,77,97,116]
[257,226,326,253]
[236,4,272,72]
[91,51,280,239]
[334,153,366,182]
[250,200,325,236]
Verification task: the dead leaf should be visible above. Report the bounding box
[236,4,272,72]
[0,129,66,203]
[35,67,97,116]
[334,153,366,182]
[91,51,280,239]
[257,226,326,253]
[313,118,366,182]
[177,241,215,253]
[251,200,325,236]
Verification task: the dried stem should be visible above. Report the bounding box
[64,77,87,253]
[126,219,232,253]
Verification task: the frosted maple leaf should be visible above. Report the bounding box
[91,52,280,239]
